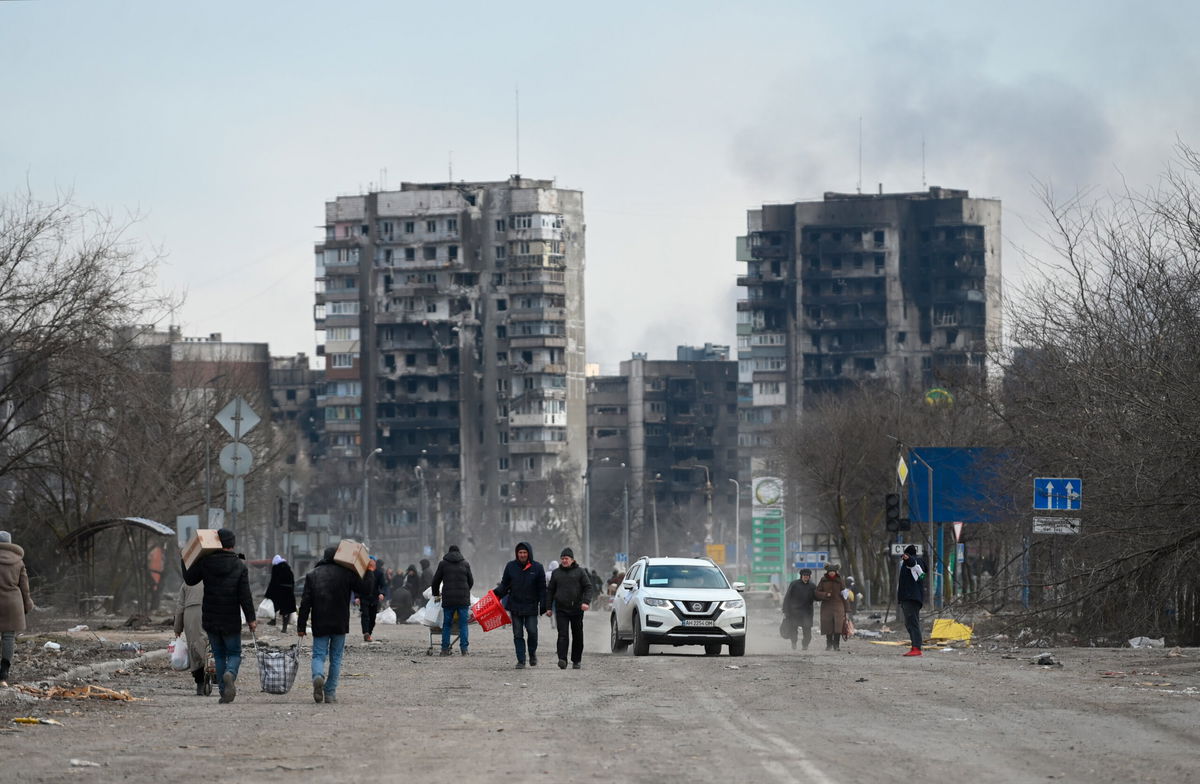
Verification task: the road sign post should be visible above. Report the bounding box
[215,397,259,533]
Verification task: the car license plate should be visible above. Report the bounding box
[681,619,715,627]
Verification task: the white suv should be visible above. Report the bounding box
[610,556,747,657]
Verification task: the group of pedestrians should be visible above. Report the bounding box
[432,541,593,671]
[780,545,927,655]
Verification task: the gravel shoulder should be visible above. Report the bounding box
[2,612,1197,783]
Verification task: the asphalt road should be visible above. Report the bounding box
[3,612,1198,783]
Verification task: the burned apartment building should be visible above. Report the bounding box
[313,177,586,566]
[735,187,1002,475]
[586,351,739,565]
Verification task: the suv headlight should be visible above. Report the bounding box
[720,599,745,610]
[643,597,673,608]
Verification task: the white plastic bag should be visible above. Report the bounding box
[419,598,442,629]
[377,607,397,625]
[168,636,190,671]
[256,598,275,620]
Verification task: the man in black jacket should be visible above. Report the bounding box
[782,568,817,650]
[546,548,592,669]
[182,528,256,704]
[298,545,369,703]
[898,545,927,657]
[418,558,434,594]
[494,541,546,669]
[431,545,474,656]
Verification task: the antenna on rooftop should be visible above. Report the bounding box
[922,133,927,190]
[515,85,521,177]
[857,117,863,194]
[449,151,453,183]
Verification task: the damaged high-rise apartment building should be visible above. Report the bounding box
[736,187,1002,473]
[313,177,587,564]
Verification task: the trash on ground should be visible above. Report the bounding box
[1128,636,1165,649]
[929,619,973,644]
[42,641,62,651]
[855,677,868,683]
[15,684,141,701]
[119,642,143,653]
[12,717,64,725]
[69,759,101,767]
[1166,647,1184,657]
[1134,682,1173,687]
[1031,652,1061,666]
[854,629,882,638]
[723,665,741,670]
[67,625,89,633]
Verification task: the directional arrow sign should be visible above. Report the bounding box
[219,442,254,476]
[1033,477,1082,511]
[215,397,260,440]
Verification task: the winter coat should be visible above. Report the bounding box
[403,570,421,605]
[783,578,817,624]
[547,562,593,614]
[897,556,927,605]
[173,581,206,671]
[431,550,474,607]
[494,541,547,616]
[298,558,369,637]
[182,550,255,636]
[419,565,434,593]
[264,561,297,615]
[814,573,848,637]
[0,542,33,632]
[359,570,379,608]
[374,567,390,601]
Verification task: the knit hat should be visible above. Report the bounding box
[271,554,285,565]
[560,547,574,560]
[904,545,918,556]
[0,531,10,544]
[448,545,460,553]
[217,528,236,548]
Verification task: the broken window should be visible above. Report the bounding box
[405,247,416,261]
[423,247,437,261]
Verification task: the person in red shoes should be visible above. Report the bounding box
[898,545,927,656]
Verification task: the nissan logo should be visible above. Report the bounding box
[691,602,704,611]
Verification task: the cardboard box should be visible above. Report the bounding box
[182,529,224,570]
[333,539,370,578]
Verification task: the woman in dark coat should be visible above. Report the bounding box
[813,564,848,652]
[265,555,297,633]
[403,565,421,610]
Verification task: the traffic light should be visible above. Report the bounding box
[885,493,901,532]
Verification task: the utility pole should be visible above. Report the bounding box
[362,447,381,546]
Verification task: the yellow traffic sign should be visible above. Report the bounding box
[897,455,909,486]
[706,544,726,564]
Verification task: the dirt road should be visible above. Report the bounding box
[3,612,1197,783]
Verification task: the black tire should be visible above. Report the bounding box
[729,637,746,657]
[610,614,629,652]
[704,642,722,656]
[633,615,650,657]
[202,678,212,696]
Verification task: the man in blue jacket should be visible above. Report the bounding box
[494,541,546,669]
[898,544,927,657]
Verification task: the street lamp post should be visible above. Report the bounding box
[362,447,382,547]
[414,464,427,558]
[728,478,741,579]
[650,473,662,557]
[589,457,628,567]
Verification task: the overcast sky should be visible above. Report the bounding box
[3,1,1197,373]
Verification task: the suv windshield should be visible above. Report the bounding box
[644,564,728,589]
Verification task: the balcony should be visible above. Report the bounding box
[510,307,566,322]
[509,335,567,349]
[737,297,788,312]
[748,231,792,260]
[509,362,566,375]
[510,412,567,427]
[508,440,567,455]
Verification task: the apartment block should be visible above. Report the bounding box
[736,187,1002,473]
[313,177,586,565]
[586,352,739,565]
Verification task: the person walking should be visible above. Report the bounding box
[494,541,546,669]
[358,557,383,642]
[813,564,848,652]
[0,531,33,687]
[545,548,592,670]
[403,564,421,610]
[173,580,207,695]
[898,545,927,656]
[430,545,474,656]
[782,568,817,651]
[297,545,369,703]
[182,529,256,703]
[264,555,297,633]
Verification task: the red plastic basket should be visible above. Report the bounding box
[470,590,511,632]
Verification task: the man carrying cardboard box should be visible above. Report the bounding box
[182,529,256,703]
[298,545,370,704]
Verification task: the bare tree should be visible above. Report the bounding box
[988,144,1200,644]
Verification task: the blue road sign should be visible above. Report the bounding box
[792,551,829,570]
[1033,478,1082,511]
